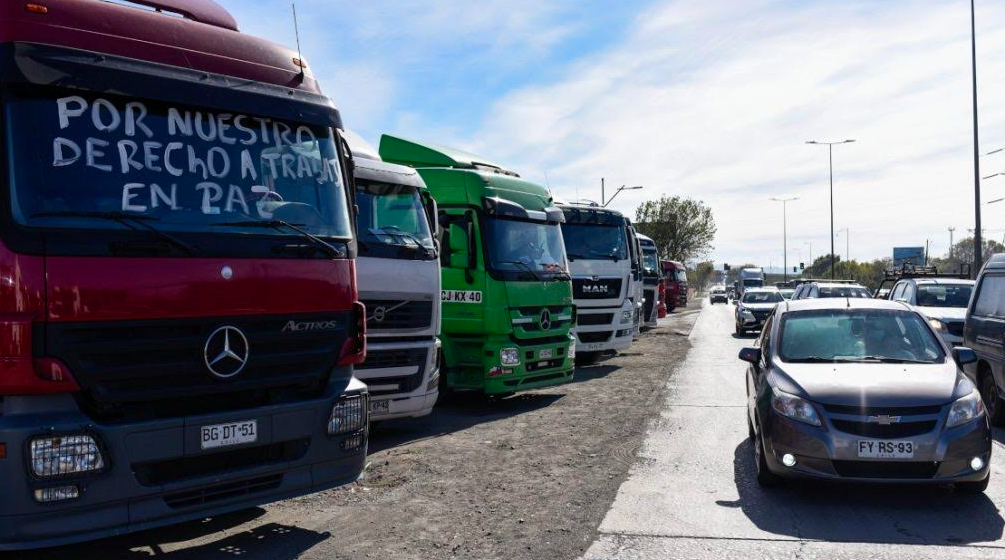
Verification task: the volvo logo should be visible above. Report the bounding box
[540,309,552,330]
[373,307,387,323]
[204,326,250,379]
[867,415,902,425]
[221,266,233,280]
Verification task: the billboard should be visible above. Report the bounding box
[893,247,926,267]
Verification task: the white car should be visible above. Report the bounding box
[888,277,975,346]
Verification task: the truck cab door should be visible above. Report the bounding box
[438,210,487,335]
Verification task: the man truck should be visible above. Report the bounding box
[558,202,636,363]
[0,0,368,548]
[348,134,441,420]
[379,136,576,395]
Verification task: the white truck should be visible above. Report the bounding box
[559,202,638,363]
[739,267,766,297]
[349,135,441,420]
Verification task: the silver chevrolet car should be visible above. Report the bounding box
[740,298,991,491]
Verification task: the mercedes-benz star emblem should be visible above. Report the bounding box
[204,326,250,378]
[540,309,552,331]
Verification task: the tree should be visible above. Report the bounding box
[930,237,1005,275]
[688,261,716,289]
[634,196,716,264]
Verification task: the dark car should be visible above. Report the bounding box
[964,254,1005,425]
[735,288,783,335]
[741,298,991,491]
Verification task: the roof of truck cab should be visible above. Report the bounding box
[352,157,426,190]
[405,167,554,210]
[379,134,512,173]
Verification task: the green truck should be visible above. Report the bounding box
[380,135,576,395]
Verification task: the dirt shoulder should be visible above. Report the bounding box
[22,302,701,560]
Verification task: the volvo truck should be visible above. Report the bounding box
[558,203,635,363]
[348,134,441,419]
[379,136,576,395]
[0,0,368,549]
[637,234,662,329]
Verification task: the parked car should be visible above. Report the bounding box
[741,298,990,491]
[964,254,1005,425]
[735,288,783,335]
[889,278,974,347]
[791,281,872,300]
[710,285,729,304]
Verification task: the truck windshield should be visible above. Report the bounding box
[743,279,763,288]
[485,218,568,276]
[8,87,352,239]
[642,250,659,275]
[356,180,435,260]
[561,224,628,261]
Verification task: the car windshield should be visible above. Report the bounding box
[10,87,352,238]
[485,217,568,275]
[356,180,435,258]
[818,286,872,298]
[742,291,783,304]
[561,223,628,261]
[779,309,945,363]
[916,284,973,308]
[779,290,795,300]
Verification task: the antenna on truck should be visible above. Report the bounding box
[291,2,305,80]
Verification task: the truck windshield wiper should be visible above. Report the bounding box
[212,219,342,258]
[30,210,197,255]
[501,260,542,282]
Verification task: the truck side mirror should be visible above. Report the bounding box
[421,191,440,237]
[448,223,470,270]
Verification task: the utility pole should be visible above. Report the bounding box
[601,178,605,206]
[770,196,799,282]
[807,139,856,279]
[971,0,984,277]
[949,227,956,260]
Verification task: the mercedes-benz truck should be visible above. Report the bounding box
[558,203,636,363]
[348,134,441,420]
[0,0,368,549]
[380,136,575,395]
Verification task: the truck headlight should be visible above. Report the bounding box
[947,390,985,428]
[621,310,633,324]
[30,435,105,478]
[568,338,576,359]
[500,348,521,366]
[771,388,821,426]
[329,394,367,435]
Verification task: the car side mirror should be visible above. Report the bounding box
[953,347,978,366]
[739,347,762,364]
[448,223,470,270]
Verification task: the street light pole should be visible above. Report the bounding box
[770,196,799,282]
[972,0,983,277]
[603,185,643,207]
[807,139,855,279]
[949,226,956,260]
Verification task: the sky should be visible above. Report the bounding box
[218,0,1005,270]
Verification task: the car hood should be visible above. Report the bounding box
[771,361,969,407]
[915,306,966,322]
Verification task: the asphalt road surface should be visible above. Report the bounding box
[582,298,1005,560]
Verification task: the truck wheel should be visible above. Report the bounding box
[980,372,1005,426]
[437,351,457,405]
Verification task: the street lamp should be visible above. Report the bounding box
[971,0,983,277]
[770,196,799,282]
[603,184,643,207]
[807,139,856,279]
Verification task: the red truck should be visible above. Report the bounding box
[0,0,368,549]
[660,260,688,312]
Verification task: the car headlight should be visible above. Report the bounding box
[947,390,985,428]
[30,435,105,478]
[928,318,946,331]
[771,388,822,426]
[500,347,521,366]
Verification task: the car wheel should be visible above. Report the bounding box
[753,426,782,488]
[980,373,1005,427]
[956,473,991,494]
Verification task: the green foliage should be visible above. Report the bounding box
[634,196,716,264]
[929,237,1005,275]
[800,255,892,290]
[689,261,716,289]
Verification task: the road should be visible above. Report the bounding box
[582,299,1005,560]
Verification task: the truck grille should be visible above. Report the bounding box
[44,312,351,421]
[362,299,432,331]
[573,278,623,300]
[163,474,284,509]
[578,331,612,344]
[578,313,614,326]
[134,440,309,486]
[355,348,427,396]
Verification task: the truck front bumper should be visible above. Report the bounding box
[357,338,440,421]
[482,334,576,394]
[572,305,634,354]
[0,376,368,551]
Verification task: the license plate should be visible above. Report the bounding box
[540,349,554,360]
[441,290,483,304]
[586,343,604,351]
[201,420,257,450]
[858,440,915,459]
[370,399,390,415]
